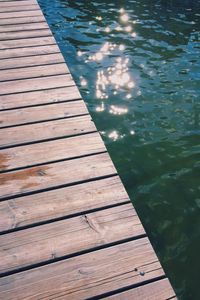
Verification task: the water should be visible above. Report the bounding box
[39,0,200,298]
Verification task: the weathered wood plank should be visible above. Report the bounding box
[0,153,116,200]
[0,176,129,232]
[0,115,95,148]
[0,22,48,33]
[106,278,176,300]
[0,0,36,7]
[0,86,81,110]
[0,74,72,95]
[0,204,144,274]
[0,238,164,300]
[0,16,45,26]
[0,29,52,40]
[0,44,59,59]
[0,63,69,82]
[0,36,55,49]
[0,53,64,70]
[0,4,39,13]
[0,132,105,171]
[0,10,42,19]
[0,100,87,128]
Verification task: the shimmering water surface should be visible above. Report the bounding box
[39,0,200,298]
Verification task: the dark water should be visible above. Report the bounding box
[39,0,200,298]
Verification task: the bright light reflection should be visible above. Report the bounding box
[80,78,87,87]
[125,25,132,32]
[109,105,128,115]
[96,54,135,99]
[108,130,119,141]
[120,14,129,23]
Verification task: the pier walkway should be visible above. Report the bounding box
[0,0,176,299]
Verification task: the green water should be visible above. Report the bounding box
[39,0,200,298]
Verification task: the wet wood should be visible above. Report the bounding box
[0,153,116,200]
[0,100,87,128]
[0,238,164,300]
[0,115,95,148]
[0,53,64,70]
[0,176,129,232]
[0,204,145,274]
[0,86,81,110]
[106,278,176,299]
[0,132,105,171]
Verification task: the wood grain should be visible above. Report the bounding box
[0,36,55,49]
[0,10,43,19]
[0,53,64,70]
[0,4,39,13]
[0,86,81,110]
[0,74,73,95]
[0,29,52,41]
[0,152,116,199]
[0,204,144,274]
[0,44,59,59]
[0,100,87,128]
[0,115,95,148]
[0,63,69,82]
[0,16,45,26]
[106,278,175,300]
[0,238,164,300]
[0,176,129,232]
[0,22,48,33]
[0,0,36,7]
[0,132,105,171]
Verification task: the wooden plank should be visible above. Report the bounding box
[0,115,95,148]
[0,238,164,300]
[0,53,64,70]
[0,44,60,59]
[0,16,45,26]
[0,132,105,171]
[0,10,42,19]
[0,0,36,7]
[0,63,69,82]
[0,86,81,110]
[0,4,39,13]
[0,22,48,33]
[0,100,87,127]
[0,74,72,95]
[0,176,129,232]
[106,278,176,300]
[0,36,55,49]
[0,29,52,40]
[0,204,144,274]
[0,153,116,200]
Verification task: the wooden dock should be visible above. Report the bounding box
[0,0,176,299]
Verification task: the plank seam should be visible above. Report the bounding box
[0,149,107,173]
[0,97,83,111]
[0,173,118,202]
[0,83,75,96]
[87,275,168,300]
[0,234,147,278]
[0,200,131,235]
[0,112,88,129]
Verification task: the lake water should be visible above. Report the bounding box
[39,0,200,298]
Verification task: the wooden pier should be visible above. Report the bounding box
[0,0,176,299]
